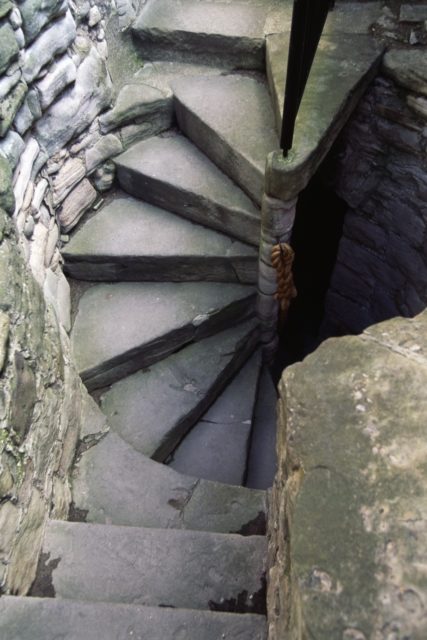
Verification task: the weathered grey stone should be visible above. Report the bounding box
[323,1,381,34]
[14,98,34,136]
[43,268,71,331]
[407,93,427,119]
[14,27,25,49]
[73,430,267,534]
[118,114,172,149]
[173,75,279,206]
[170,350,261,485]
[71,281,256,389]
[0,310,10,373]
[57,179,97,233]
[0,68,20,101]
[0,130,24,170]
[99,82,172,133]
[0,597,267,640]
[88,4,101,26]
[9,7,21,27]
[383,49,427,98]
[92,160,114,191]
[0,81,27,138]
[101,321,258,461]
[0,0,12,18]
[51,157,85,206]
[400,4,427,22]
[28,219,48,285]
[0,156,14,213]
[22,11,76,84]
[115,133,261,246]
[265,33,383,200]
[84,133,122,173]
[133,0,268,69]
[34,46,113,156]
[34,519,266,611]
[19,0,67,44]
[63,194,257,283]
[36,54,76,110]
[268,310,427,639]
[0,23,19,75]
[44,222,59,267]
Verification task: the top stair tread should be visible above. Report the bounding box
[33,520,267,612]
[115,133,261,246]
[0,597,267,640]
[172,74,279,204]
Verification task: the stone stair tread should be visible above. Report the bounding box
[245,366,278,490]
[32,520,267,613]
[132,0,269,69]
[101,320,258,461]
[72,430,267,535]
[169,350,261,485]
[115,133,261,246]
[172,74,279,205]
[63,193,257,283]
[266,31,383,160]
[71,281,256,389]
[0,596,267,640]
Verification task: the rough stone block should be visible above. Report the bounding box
[19,0,68,44]
[36,54,76,110]
[0,68,21,101]
[51,157,85,206]
[85,133,122,173]
[0,23,19,75]
[0,0,12,18]
[0,130,24,169]
[57,179,97,232]
[99,83,171,134]
[383,49,427,98]
[0,156,14,213]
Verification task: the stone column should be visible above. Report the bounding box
[257,193,297,361]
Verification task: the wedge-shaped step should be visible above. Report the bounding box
[132,0,268,70]
[101,320,258,461]
[71,282,255,390]
[0,597,267,640]
[72,431,267,535]
[32,521,267,613]
[169,350,261,485]
[115,134,261,246]
[63,194,257,283]
[173,75,279,205]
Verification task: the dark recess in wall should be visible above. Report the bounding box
[273,157,346,380]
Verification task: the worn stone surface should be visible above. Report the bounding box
[265,33,383,199]
[71,281,256,389]
[0,130,24,170]
[0,156,14,213]
[19,0,67,43]
[0,68,21,101]
[133,0,268,69]
[51,157,86,206]
[170,350,261,485]
[34,519,267,611]
[268,310,427,639]
[101,320,258,461]
[173,74,279,206]
[36,55,77,110]
[99,82,172,133]
[63,194,257,283]
[0,0,12,18]
[0,81,27,138]
[22,11,76,84]
[34,46,113,156]
[400,4,427,22]
[85,134,122,173]
[383,48,427,97]
[73,430,267,534]
[115,134,261,246]
[0,23,19,75]
[0,597,267,640]
[57,179,97,233]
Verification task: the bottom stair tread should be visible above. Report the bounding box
[31,521,267,612]
[0,596,267,640]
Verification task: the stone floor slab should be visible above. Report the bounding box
[71,281,255,389]
[72,430,267,534]
[101,320,258,461]
[169,350,261,484]
[173,74,279,206]
[33,520,267,612]
[0,597,267,640]
[115,134,261,246]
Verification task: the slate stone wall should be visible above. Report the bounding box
[322,50,427,335]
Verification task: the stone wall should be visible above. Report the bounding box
[268,309,427,639]
[322,49,427,336]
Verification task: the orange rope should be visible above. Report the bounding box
[271,243,297,323]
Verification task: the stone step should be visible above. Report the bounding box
[32,520,267,613]
[172,74,279,205]
[168,350,261,485]
[101,320,258,462]
[0,596,267,640]
[115,133,261,246]
[71,281,256,390]
[72,430,267,535]
[132,0,269,70]
[63,193,258,283]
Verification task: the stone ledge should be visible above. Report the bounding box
[268,309,427,639]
